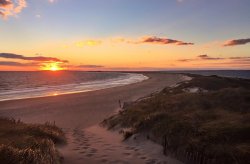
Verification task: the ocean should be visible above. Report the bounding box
[0,71,148,101]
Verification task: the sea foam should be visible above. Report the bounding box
[0,73,148,101]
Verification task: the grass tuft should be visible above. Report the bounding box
[0,118,66,164]
[103,75,250,164]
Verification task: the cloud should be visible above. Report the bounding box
[207,61,250,67]
[0,53,68,63]
[130,36,194,46]
[73,36,193,47]
[0,61,25,66]
[181,55,250,69]
[177,59,194,62]
[0,0,26,18]
[229,57,250,61]
[197,54,224,60]
[75,65,104,68]
[75,40,102,47]
[178,55,250,64]
[223,38,250,46]
[0,61,37,66]
[0,0,12,7]
[178,55,224,62]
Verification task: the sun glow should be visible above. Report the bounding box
[41,62,64,71]
[50,65,59,71]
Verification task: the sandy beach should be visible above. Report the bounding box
[0,73,186,163]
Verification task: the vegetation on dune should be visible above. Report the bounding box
[0,118,66,164]
[103,75,250,164]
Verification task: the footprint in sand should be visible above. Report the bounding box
[72,147,81,151]
[79,143,85,146]
[131,147,139,151]
[140,156,147,160]
[145,159,158,164]
[123,152,131,156]
[77,157,84,160]
[110,160,130,164]
[135,152,142,156]
[101,154,107,157]
[90,148,97,153]
[156,161,168,164]
[106,147,114,151]
[86,153,94,157]
[100,158,108,163]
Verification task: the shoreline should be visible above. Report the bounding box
[0,73,185,128]
[0,72,148,102]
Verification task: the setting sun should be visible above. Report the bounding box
[50,65,59,71]
[41,62,63,71]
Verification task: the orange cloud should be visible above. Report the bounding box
[0,53,68,63]
[75,40,102,47]
[178,54,225,62]
[139,36,194,45]
[73,64,104,69]
[223,38,250,46]
[197,54,224,60]
[0,61,37,66]
[112,36,194,46]
[0,0,12,7]
[0,0,26,18]
[177,55,250,68]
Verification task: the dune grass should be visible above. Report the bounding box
[0,118,66,164]
[103,75,250,164]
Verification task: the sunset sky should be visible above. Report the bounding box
[0,0,250,71]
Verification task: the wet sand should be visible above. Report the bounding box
[0,73,186,163]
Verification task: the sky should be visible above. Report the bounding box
[0,0,250,71]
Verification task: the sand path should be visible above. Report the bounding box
[59,125,183,164]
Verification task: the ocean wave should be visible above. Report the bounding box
[0,73,148,101]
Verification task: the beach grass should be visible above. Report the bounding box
[103,75,250,164]
[0,118,66,164]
